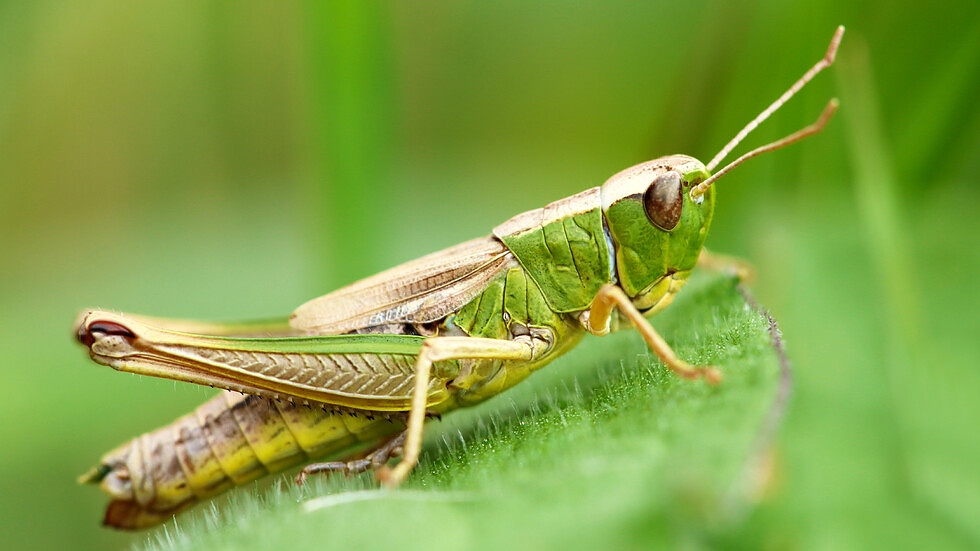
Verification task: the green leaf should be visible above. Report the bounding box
[139,275,789,551]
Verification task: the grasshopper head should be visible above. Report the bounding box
[600,154,714,302]
[597,26,844,306]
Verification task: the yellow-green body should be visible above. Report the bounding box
[81,157,715,528]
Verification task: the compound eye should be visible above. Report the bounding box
[643,171,683,231]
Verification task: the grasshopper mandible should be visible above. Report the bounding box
[75,27,843,529]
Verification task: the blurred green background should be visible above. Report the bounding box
[1,1,978,550]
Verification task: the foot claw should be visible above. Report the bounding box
[703,367,723,385]
[676,365,722,384]
[375,465,394,486]
[377,461,413,488]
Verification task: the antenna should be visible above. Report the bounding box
[690,26,844,199]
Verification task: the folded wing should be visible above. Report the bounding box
[290,236,515,334]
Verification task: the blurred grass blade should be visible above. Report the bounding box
[839,36,980,543]
[303,2,395,286]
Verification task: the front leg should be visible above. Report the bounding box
[377,336,537,487]
[586,284,722,384]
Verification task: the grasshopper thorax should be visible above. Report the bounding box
[600,154,715,301]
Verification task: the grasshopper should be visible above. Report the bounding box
[75,27,843,529]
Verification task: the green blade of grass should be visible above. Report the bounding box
[302,1,396,286]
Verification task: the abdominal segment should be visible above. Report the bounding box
[82,391,404,529]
